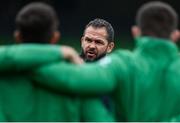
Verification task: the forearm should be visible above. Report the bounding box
[33,62,116,95]
[0,44,83,72]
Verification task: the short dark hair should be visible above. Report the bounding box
[15,2,59,43]
[85,18,114,42]
[136,1,178,39]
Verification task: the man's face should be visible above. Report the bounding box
[81,26,113,61]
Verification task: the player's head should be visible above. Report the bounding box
[80,18,114,62]
[132,1,180,41]
[14,2,60,44]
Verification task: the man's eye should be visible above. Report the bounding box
[96,41,104,45]
[86,38,92,42]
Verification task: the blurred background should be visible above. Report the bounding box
[0,0,179,52]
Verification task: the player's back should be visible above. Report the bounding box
[0,72,81,121]
[114,37,180,121]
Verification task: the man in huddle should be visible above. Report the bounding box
[0,2,113,122]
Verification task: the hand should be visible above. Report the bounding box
[61,46,84,64]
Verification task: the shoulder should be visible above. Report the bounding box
[97,49,133,77]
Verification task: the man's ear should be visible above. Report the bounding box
[14,30,22,43]
[131,25,141,38]
[50,31,60,44]
[170,30,180,43]
[107,42,114,53]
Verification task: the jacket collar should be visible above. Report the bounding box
[134,36,179,63]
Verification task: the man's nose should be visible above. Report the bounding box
[88,42,96,49]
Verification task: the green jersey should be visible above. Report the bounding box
[0,44,114,121]
[2,36,180,121]
[28,37,180,121]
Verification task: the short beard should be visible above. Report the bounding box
[80,50,106,63]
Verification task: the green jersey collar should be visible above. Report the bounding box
[134,36,178,62]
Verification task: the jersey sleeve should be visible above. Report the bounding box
[32,53,124,95]
[0,44,63,71]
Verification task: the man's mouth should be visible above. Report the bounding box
[86,51,97,59]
